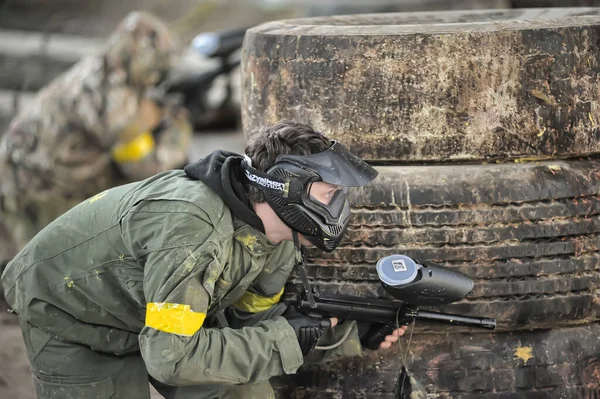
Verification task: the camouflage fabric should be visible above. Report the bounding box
[0,11,192,272]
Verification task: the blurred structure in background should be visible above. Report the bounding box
[1,0,598,137]
[0,0,519,138]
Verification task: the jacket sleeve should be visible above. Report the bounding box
[225,243,294,328]
[121,202,303,386]
[228,244,363,365]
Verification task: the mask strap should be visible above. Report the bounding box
[293,231,317,308]
[241,158,289,197]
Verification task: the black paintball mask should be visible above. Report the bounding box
[242,140,378,252]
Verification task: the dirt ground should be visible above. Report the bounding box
[0,312,164,398]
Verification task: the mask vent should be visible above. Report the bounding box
[283,208,318,235]
[270,195,287,206]
[268,195,318,235]
[270,168,293,178]
[327,225,344,236]
[324,235,342,251]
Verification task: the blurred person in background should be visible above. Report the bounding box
[0,12,193,289]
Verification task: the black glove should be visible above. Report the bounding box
[358,322,398,350]
[282,307,332,356]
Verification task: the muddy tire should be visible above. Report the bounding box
[242,8,600,162]
[302,159,600,331]
[273,324,600,398]
[243,7,600,398]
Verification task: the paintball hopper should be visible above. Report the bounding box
[191,27,247,59]
[376,255,474,306]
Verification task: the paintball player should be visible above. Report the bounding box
[1,120,406,398]
[0,12,192,279]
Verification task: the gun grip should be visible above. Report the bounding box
[363,322,397,351]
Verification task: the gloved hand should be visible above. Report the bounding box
[282,307,333,356]
[358,322,408,350]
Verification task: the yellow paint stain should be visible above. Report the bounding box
[283,182,290,198]
[547,165,562,171]
[238,234,258,250]
[511,156,554,164]
[67,281,75,288]
[88,192,107,204]
[529,89,557,106]
[183,259,195,273]
[589,113,596,126]
[514,346,534,363]
[537,127,546,137]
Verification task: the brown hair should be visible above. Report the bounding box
[244,120,331,203]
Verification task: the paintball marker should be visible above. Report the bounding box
[191,27,247,59]
[290,254,496,350]
[161,27,247,130]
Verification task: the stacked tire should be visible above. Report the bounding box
[242,8,600,398]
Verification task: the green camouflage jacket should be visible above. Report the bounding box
[2,170,308,385]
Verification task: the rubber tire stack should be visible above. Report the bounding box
[242,8,600,398]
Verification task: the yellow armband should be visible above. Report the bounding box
[233,288,285,313]
[145,302,206,336]
[112,131,156,164]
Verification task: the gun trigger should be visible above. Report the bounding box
[363,321,396,351]
[306,287,317,308]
